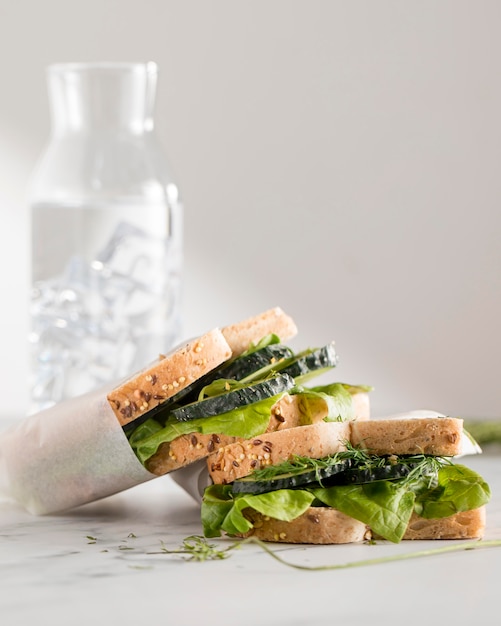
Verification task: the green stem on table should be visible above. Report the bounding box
[153,535,501,570]
[238,537,501,571]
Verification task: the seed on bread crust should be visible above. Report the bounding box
[107,329,232,427]
[208,421,351,484]
[146,433,239,476]
[238,507,370,544]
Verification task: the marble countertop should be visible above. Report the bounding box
[1,418,500,626]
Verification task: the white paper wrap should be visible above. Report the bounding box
[0,385,155,514]
[170,460,211,503]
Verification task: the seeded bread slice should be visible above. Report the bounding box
[403,506,486,540]
[207,416,464,487]
[236,506,486,544]
[221,307,298,357]
[107,329,232,427]
[349,417,463,457]
[208,421,351,484]
[146,434,240,476]
[239,506,370,544]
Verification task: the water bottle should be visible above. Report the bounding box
[28,62,183,414]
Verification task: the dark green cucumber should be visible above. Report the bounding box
[219,344,294,380]
[231,458,353,494]
[134,344,294,428]
[327,461,425,486]
[172,373,295,422]
[231,458,427,494]
[276,343,338,384]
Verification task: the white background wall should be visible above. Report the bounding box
[0,0,500,419]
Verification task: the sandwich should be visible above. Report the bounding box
[201,416,490,543]
[108,307,371,477]
[107,305,490,546]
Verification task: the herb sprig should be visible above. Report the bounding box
[149,535,241,562]
[151,535,501,570]
[86,531,501,570]
[245,443,447,488]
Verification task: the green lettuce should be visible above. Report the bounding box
[312,481,415,543]
[130,394,285,465]
[201,465,490,543]
[414,464,491,519]
[293,383,373,422]
[202,484,315,538]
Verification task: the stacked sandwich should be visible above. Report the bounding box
[110,307,490,544]
[202,416,488,543]
[113,308,368,476]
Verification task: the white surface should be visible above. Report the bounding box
[0,417,500,625]
[1,2,501,420]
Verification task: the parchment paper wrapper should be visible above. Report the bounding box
[0,385,155,514]
[170,460,211,503]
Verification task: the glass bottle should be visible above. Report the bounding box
[28,62,183,414]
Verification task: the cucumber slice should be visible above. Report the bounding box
[331,461,425,485]
[220,344,294,380]
[231,458,428,494]
[277,343,338,384]
[172,373,295,422]
[231,458,353,494]
[136,344,294,427]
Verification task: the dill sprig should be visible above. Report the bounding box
[150,535,241,562]
[246,453,346,482]
[244,441,448,487]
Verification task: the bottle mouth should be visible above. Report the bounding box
[46,62,158,133]
[47,61,158,76]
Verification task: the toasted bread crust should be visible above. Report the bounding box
[403,506,486,540]
[107,329,232,426]
[221,307,298,357]
[208,421,351,484]
[350,417,463,456]
[239,507,370,544]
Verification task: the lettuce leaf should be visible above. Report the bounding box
[295,383,373,422]
[312,482,415,543]
[202,484,315,538]
[201,485,235,538]
[130,394,286,464]
[414,464,491,519]
[241,333,282,355]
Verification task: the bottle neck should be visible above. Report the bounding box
[47,62,158,135]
